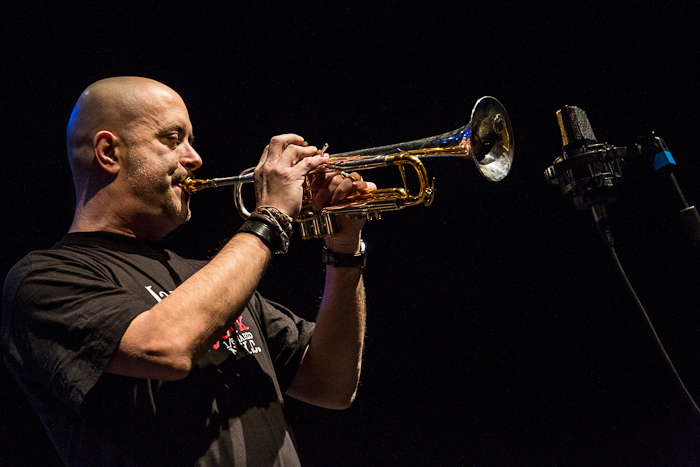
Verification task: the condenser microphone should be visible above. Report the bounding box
[545,106,627,246]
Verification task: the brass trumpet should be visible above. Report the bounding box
[182,96,514,238]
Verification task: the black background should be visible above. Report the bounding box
[2,2,700,466]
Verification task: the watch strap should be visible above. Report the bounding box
[321,241,366,270]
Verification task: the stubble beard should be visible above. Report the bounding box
[127,148,191,228]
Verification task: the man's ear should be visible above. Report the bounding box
[93,131,121,175]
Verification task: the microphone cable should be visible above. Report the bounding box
[604,240,700,420]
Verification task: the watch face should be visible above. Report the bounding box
[321,248,332,264]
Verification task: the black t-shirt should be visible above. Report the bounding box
[1,232,315,466]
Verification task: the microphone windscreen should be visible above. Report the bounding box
[556,106,597,147]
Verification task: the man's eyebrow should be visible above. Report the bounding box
[161,124,185,133]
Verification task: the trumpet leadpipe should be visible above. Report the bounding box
[182,173,254,194]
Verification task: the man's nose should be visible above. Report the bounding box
[180,142,203,171]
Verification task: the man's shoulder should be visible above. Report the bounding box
[4,234,118,284]
[3,243,69,289]
[6,232,123,269]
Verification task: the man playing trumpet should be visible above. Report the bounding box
[2,76,372,466]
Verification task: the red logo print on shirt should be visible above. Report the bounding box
[211,316,260,356]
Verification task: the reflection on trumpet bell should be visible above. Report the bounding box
[182,96,514,239]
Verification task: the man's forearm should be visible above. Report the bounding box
[106,233,273,380]
[286,265,366,409]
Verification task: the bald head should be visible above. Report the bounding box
[65,77,201,238]
[66,77,184,177]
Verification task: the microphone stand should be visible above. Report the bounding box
[630,133,700,252]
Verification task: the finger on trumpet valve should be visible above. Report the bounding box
[340,171,358,182]
[301,141,328,155]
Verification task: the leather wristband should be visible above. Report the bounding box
[321,241,366,270]
[237,218,285,254]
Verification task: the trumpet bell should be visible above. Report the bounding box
[468,96,514,181]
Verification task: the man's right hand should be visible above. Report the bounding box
[253,134,329,218]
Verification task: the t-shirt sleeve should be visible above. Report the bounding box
[250,292,315,392]
[2,255,151,416]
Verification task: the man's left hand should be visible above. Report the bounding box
[309,171,376,254]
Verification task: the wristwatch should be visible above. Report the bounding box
[321,241,367,270]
